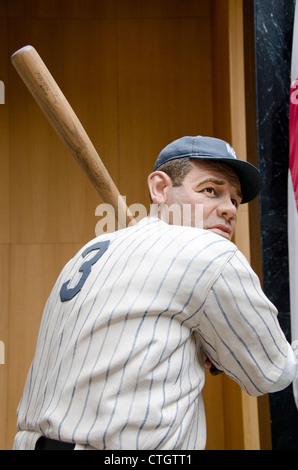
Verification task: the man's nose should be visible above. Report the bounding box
[217,197,237,219]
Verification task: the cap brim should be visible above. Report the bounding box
[190,156,262,204]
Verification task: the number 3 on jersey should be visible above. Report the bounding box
[60,240,110,302]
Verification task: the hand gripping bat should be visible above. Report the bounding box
[11,45,136,229]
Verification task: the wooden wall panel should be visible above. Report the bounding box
[7,0,210,20]
[203,374,226,450]
[0,17,9,243]
[7,0,117,19]
[117,17,214,207]
[0,246,9,449]
[0,2,6,17]
[9,19,119,244]
[116,0,211,19]
[6,243,82,447]
[0,13,9,450]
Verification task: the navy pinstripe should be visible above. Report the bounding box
[14,216,290,450]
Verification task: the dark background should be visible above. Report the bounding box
[254,0,298,450]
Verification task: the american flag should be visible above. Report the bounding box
[289,2,298,409]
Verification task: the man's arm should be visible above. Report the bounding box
[268,343,296,392]
[197,249,294,396]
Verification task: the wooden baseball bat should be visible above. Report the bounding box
[11,45,135,228]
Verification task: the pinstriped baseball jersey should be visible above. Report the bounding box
[13,216,289,450]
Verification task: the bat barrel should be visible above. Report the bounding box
[11,45,135,228]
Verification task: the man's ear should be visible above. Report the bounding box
[147,171,173,204]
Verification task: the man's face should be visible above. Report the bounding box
[165,160,242,241]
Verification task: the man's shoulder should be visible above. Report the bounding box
[132,217,238,258]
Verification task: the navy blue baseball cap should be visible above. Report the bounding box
[153,135,262,204]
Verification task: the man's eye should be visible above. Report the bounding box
[203,187,215,195]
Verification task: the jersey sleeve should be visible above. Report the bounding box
[197,249,294,396]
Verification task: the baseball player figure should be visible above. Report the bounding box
[13,136,296,450]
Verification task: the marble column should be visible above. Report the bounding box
[254,0,298,450]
